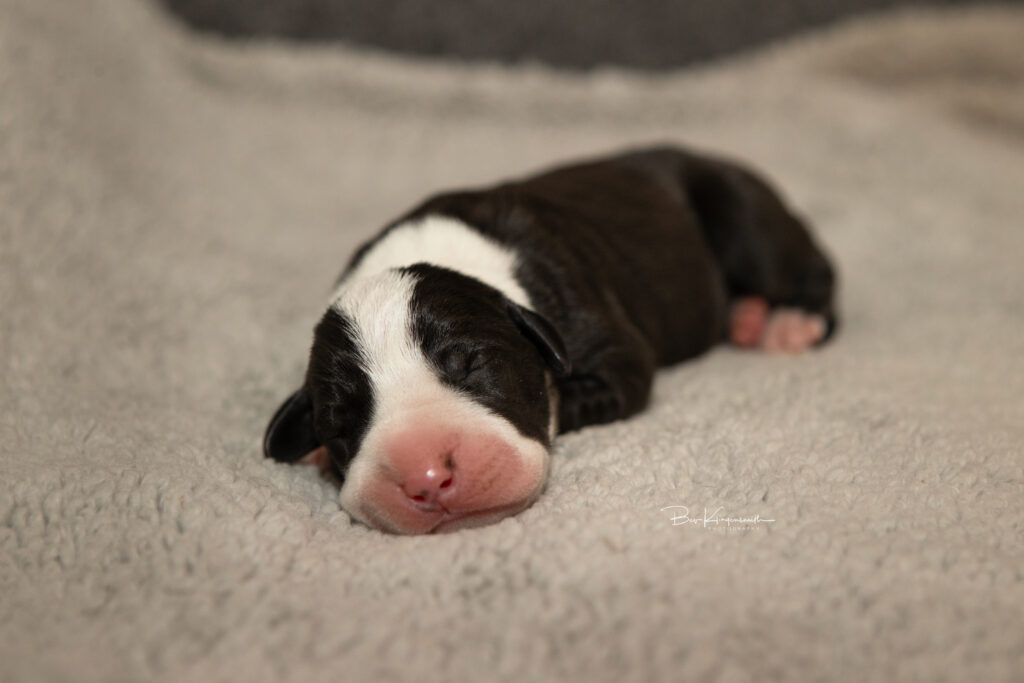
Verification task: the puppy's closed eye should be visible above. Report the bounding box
[440,347,490,383]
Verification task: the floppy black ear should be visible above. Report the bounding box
[263,388,321,463]
[507,302,572,377]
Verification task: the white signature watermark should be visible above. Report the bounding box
[660,506,775,529]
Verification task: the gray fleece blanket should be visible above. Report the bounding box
[2,2,1023,681]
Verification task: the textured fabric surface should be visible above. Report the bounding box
[2,2,1023,682]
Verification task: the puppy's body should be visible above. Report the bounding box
[265,146,837,534]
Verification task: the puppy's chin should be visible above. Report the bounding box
[431,499,539,533]
[354,494,542,535]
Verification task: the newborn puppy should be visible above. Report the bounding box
[264,145,837,534]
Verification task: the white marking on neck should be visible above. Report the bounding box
[334,214,531,308]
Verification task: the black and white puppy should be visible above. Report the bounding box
[264,146,837,534]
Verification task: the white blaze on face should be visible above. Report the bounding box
[329,267,550,534]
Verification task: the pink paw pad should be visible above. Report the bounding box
[728,297,770,348]
[729,297,826,353]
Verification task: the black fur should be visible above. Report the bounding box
[303,309,375,478]
[263,389,319,464]
[404,263,560,447]
[383,145,837,432]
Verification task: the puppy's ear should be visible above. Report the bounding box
[263,388,321,463]
[507,302,572,377]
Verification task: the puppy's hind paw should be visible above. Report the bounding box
[760,308,827,353]
[728,296,770,348]
[729,297,827,353]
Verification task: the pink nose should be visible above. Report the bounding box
[399,454,455,507]
[382,427,462,510]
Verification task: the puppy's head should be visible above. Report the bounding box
[264,264,570,534]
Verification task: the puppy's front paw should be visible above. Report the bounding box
[557,374,623,432]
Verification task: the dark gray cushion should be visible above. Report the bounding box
[157,0,1011,68]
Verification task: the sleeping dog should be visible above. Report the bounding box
[264,145,837,534]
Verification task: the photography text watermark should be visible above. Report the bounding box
[660,505,775,529]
